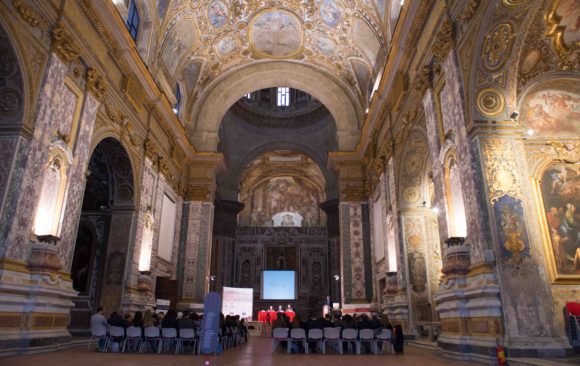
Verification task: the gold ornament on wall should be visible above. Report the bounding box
[50,22,80,63]
[476,88,505,117]
[546,0,580,56]
[482,22,514,71]
[483,140,522,202]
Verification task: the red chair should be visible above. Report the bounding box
[565,302,580,346]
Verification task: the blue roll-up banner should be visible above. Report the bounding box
[199,292,222,355]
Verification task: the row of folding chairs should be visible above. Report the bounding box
[89,325,247,355]
[272,327,393,355]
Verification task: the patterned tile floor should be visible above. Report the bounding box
[0,337,490,366]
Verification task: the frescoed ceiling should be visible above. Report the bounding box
[147,0,396,151]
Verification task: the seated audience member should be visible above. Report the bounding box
[290,316,301,330]
[357,314,373,330]
[132,311,143,328]
[161,309,178,329]
[178,310,195,329]
[90,306,108,352]
[123,312,133,324]
[322,314,333,328]
[272,312,288,330]
[108,311,128,328]
[142,310,155,328]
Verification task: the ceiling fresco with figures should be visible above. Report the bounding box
[154,0,391,119]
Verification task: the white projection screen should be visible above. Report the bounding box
[222,287,254,320]
[261,270,296,300]
[158,194,176,261]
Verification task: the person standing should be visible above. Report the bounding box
[90,307,108,352]
[392,324,405,355]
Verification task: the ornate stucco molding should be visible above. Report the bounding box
[86,68,107,102]
[50,22,80,64]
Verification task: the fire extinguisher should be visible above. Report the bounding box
[496,338,506,365]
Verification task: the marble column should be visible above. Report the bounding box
[423,50,503,360]
[320,199,341,306]
[383,158,410,332]
[211,200,244,293]
[177,194,215,310]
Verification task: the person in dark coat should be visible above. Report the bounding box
[392,324,404,355]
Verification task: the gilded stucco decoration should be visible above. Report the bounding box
[12,0,42,28]
[482,22,515,71]
[156,0,386,107]
[50,22,80,64]
[433,18,454,64]
[476,88,505,117]
[545,0,580,55]
[483,139,522,202]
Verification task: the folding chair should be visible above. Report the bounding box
[374,328,393,354]
[107,326,125,352]
[177,328,197,354]
[341,328,358,354]
[160,328,178,353]
[122,326,142,352]
[359,329,375,354]
[323,327,342,354]
[287,328,308,354]
[272,327,288,353]
[87,325,107,352]
[308,328,324,353]
[140,326,160,353]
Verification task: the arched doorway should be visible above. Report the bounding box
[68,137,135,335]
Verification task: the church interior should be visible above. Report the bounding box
[0,0,579,363]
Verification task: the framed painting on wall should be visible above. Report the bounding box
[535,161,580,283]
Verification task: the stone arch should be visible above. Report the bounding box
[0,15,27,127]
[69,137,136,334]
[217,140,338,202]
[188,61,363,152]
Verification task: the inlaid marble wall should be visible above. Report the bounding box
[1,54,70,260]
[179,201,213,302]
[60,94,100,270]
[340,202,371,303]
[440,53,490,263]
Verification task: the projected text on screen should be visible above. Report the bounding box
[261,270,296,300]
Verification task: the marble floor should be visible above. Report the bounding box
[1,337,488,366]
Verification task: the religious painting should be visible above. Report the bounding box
[266,246,297,270]
[494,195,532,265]
[540,163,580,276]
[208,0,229,29]
[320,0,342,28]
[161,19,196,75]
[249,11,303,58]
[520,89,580,137]
[554,0,580,46]
[313,31,336,57]
[216,36,236,55]
[248,176,321,226]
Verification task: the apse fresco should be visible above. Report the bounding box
[161,19,196,75]
[250,11,302,57]
[520,90,580,137]
[555,0,580,45]
[246,177,321,227]
[540,163,580,275]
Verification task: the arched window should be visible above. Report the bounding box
[277,87,290,107]
[174,83,181,115]
[126,0,140,40]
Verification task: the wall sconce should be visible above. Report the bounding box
[333,274,340,281]
[510,111,519,121]
[208,275,216,281]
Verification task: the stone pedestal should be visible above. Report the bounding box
[0,258,77,355]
